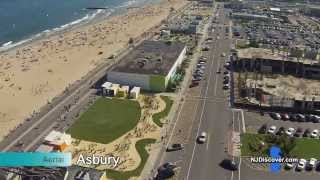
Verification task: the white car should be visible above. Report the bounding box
[311,129,319,138]
[297,159,307,170]
[197,132,207,143]
[267,126,277,134]
[285,127,295,137]
[270,112,281,120]
[309,158,317,169]
[221,53,226,57]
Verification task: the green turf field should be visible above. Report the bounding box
[105,138,156,180]
[241,133,320,159]
[67,97,141,144]
[152,96,173,127]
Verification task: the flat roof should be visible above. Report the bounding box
[67,165,105,180]
[110,40,185,75]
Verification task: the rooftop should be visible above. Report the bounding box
[67,165,105,180]
[110,40,186,75]
[44,130,72,145]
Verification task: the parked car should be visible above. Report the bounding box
[294,127,303,137]
[268,126,277,134]
[156,162,177,179]
[276,127,285,136]
[197,132,207,143]
[303,128,311,137]
[258,124,268,134]
[190,81,200,88]
[195,70,204,75]
[269,112,281,120]
[296,159,307,171]
[223,79,229,85]
[311,129,319,138]
[296,114,306,122]
[223,84,229,90]
[224,62,230,68]
[221,53,226,57]
[305,114,314,122]
[220,159,238,171]
[193,77,202,82]
[307,158,317,170]
[199,56,207,61]
[166,144,184,152]
[285,127,295,137]
[202,46,210,51]
[289,113,297,121]
[312,115,320,123]
[280,113,290,121]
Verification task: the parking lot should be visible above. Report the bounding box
[245,111,320,134]
[241,110,320,175]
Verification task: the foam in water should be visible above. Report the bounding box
[0,9,109,52]
[0,0,144,52]
[2,41,13,47]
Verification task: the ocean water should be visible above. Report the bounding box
[0,0,156,50]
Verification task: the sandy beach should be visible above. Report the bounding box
[0,0,188,141]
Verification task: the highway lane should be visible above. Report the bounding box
[174,5,241,180]
[184,37,235,180]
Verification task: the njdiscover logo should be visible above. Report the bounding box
[249,146,299,173]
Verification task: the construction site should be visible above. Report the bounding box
[232,48,320,112]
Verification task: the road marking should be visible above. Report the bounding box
[237,111,242,180]
[231,110,235,180]
[24,122,57,151]
[232,110,235,132]
[186,40,216,180]
[206,133,210,151]
[165,100,185,150]
[213,55,219,96]
[238,157,242,180]
[240,110,246,133]
[159,11,213,171]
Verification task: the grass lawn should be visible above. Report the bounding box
[152,96,173,127]
[291,138,320,159]
[241,133,320,159]
[241,133,269,157]
[67,97,141,144]
[105,138,156,180]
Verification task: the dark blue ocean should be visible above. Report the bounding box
[0,0,156,49]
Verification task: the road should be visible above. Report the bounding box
[182,7,239,180]
[157,5,244,180]
[158,4,320,180]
